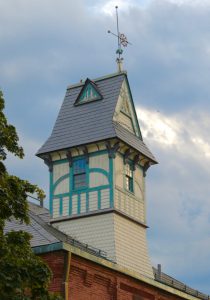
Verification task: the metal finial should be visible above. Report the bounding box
[108,6,132,72]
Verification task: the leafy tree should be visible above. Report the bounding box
[0,90,62,299]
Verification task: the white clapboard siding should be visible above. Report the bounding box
[53,163,69,183]
[134,166,144,200]
[101,189,110,209]
[80,193,86,213]
[55,214,116,261]
[54,177,69,195]
[89,191,98,211]
[89,172,108,188]
[114,214,154,278]
[115,153,124,188]
[53,198,60,219]
[114,187,144,223]
[62,196,69,217]
[89,154,109,172]
[118,112,134,134]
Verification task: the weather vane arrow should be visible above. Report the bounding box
[108,6,132,72]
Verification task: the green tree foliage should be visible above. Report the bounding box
[0,90,62,300]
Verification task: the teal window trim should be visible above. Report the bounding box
[73,157,87,191]
[49,172,53,215]
[72,185,110,195]
[69,164,73,215]
[89,168,109,183]
[109,158,114,208]
[59,197,63,216]
[98,190,101,209]
[53,185,110,198]
[69,197,72,215]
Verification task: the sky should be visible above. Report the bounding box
[1,0,210,294]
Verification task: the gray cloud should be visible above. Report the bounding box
[1,0,210,294]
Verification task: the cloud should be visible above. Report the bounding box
[137,107,210,292]
[1,0,210,294]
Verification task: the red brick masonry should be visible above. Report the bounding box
[41,250,185,300]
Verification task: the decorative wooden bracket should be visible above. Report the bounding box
[66,150,73,167]
[106,141,120,158]
[133,154,141,171]
[82,146,89,164]
[43,154,53,172]
[143,161,151,177]
[124,148,131,164]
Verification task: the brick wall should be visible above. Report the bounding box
[40,251,185,300]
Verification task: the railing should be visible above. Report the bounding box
[153,267,210,300]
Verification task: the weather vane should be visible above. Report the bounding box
[108,6,132,72]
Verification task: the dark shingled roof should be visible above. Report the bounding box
[37,72,157,163]
[4,203,59,247]
[4,202,107,258]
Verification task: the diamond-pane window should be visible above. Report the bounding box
[73,159,86,189]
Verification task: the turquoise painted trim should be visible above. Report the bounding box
[124,76,142,139]
[52,149,108,164]
[69,196,72,215]
[32,242,63,254]
[72,157,88,192]
[53,173,69,193]
[86,191,89,212]
[87,162,89,187]
[78,193,81,214]
[49,172,53,216]
[75,185,110,194]
[59,197,63,216]
[78,82,101,103]
[89,168,109,182]
[53,158,69,165]
[69,165,73,215]
[109,158,114,208]
[53,185,110,198]
[98,190,101,209]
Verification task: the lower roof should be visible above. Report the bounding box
[5,202,208,300]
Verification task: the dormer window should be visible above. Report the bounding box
[73,158,87,190]
[74,78,103,105]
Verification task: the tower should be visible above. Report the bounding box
[37,71,157,278]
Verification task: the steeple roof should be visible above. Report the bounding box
[37,72,157,163]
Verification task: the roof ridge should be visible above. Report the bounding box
[67,71,127,90]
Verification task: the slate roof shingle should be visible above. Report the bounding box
[36,72,157,163]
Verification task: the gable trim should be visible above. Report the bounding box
[124,75,142,140]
